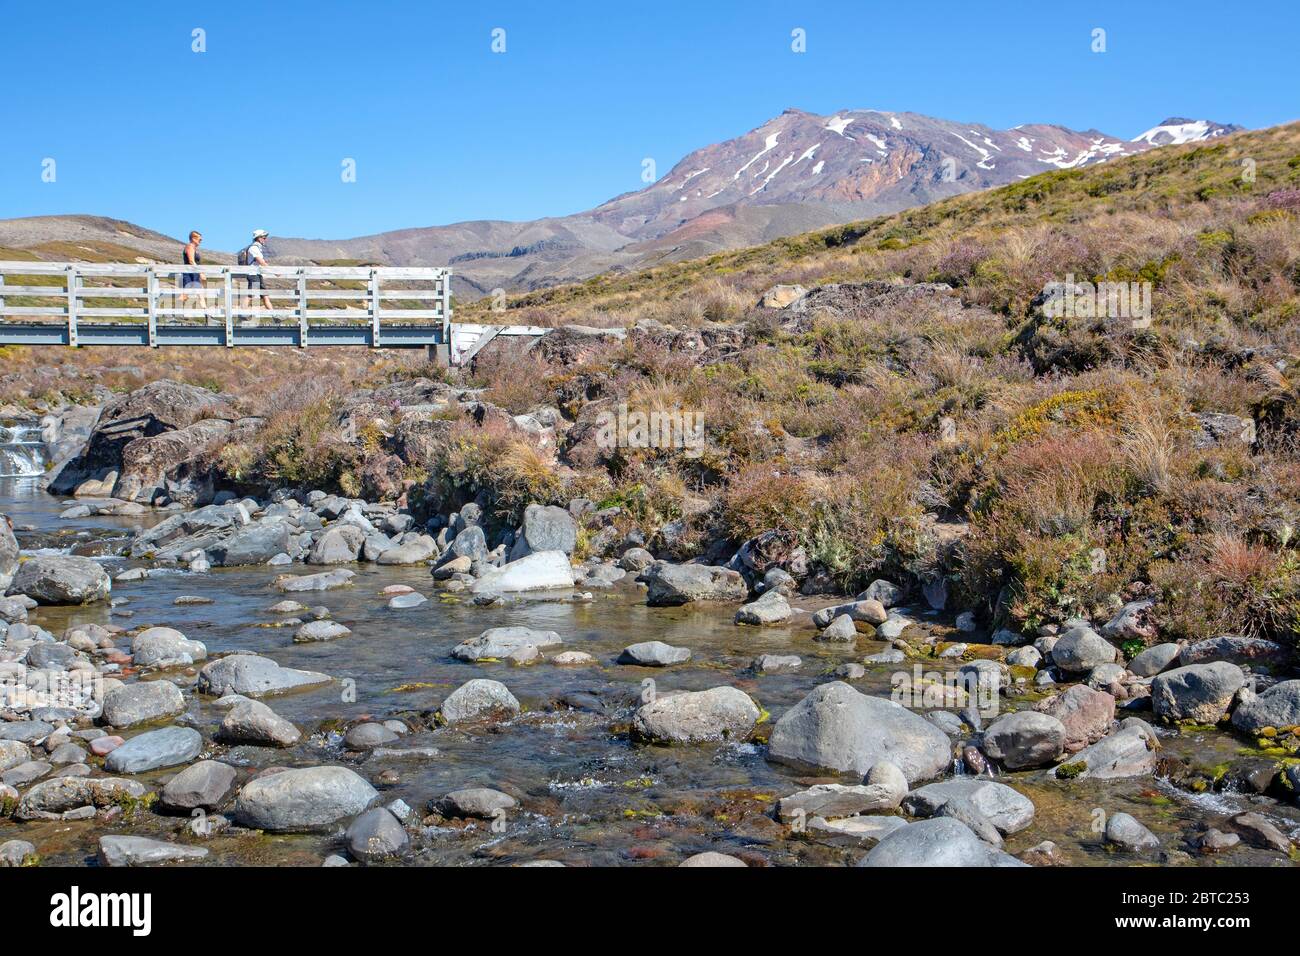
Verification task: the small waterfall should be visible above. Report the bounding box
[0,423,48,477]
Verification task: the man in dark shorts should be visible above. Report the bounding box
[243,228,273,316]
[180,230,204,315]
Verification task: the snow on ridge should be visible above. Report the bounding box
[793,143,822,165]
[752,153,796,194]
[950,132,996,170]
[671,168,710,192]
[734,133,780,180]
[811,159,825,175]
[825,115,854,136]
[1131,119,1213,146]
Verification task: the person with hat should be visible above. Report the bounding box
[240,229,273,315]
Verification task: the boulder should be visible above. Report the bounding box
[436,787,519,819]
[219,700,301,747]
[1051,719,1159,779]
[471,551,575,594]
[440,678,520,723]
[292,620,352,643]
[981,711,1066,769]
[234,766,378,832]
[818,613,858,642]
[680,851,747,867]
[752,654,802,673]
[1128,642,1181,677]
[131,627,207,669]
[1179,635,1289,669]
[644,563,748,606]
[103,726,202,774]
[210,521,291,567]
[197,654,331,697]
[734,589,792,625]
[7,555,110,604]
[509,504,578,560]
[1035,684,1115,751]
[778,762,908,821]
[618,641,691,666]
[307,525,366,565]
[343,723,399,750]
[1050,623,1116,674]
[274,568,355,592]
[1099,599,1157,644]
[452,626,562,664]
[15,776,146,819]
[1105,812,1160,851]
[758,283,807,309]
[767,682,952,784]
[857,818,1026,867]
[1230,680,1300,734]
[161,759,237,810]
[346,807,409,861]
[632,687,760,744]
[1151,662,1245,723]
[0,517,17,593]
[375,537,437,565]
[98,835,209,867]
[902,779,1036,834]
[102,680,185,728]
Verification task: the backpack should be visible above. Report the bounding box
[237,245,251,266]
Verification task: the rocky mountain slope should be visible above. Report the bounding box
[0,111,1241,298]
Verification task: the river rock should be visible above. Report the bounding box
[818,614,858,642]
[1179,635,1290,668]
[1151,662,1245,722]
[452,626,562,663]
[1230,680,1300,734]
[346,806,409,861]
[235,765,378,832]
[219,700,301,747]
[779,763,908,821]
[1035,684,1115,751]
[1105,812,1160,850]
[0,839,37,867]
[197,654,331,697]
[307,525,366,565]
[857,818,1026,867]
[437,786,519,819]
[161,759,238,810]
[1128,642,1181,677]
[211,521,291,567]
[104,726,202,774]
[1051,718,1159,779]
[981,711,1066,769]
[440,678,520,723]
[292,620,352,643]
[643,563,748,606]
[8,555,111,605]
[0,739,30,772]
[102,680,185,728]
[902,778,1035,834]
[131,627,207,668]
[767,682,951,784]
[343,722,399,750]
[632,686,760,744]
[618,640,691,666]
[275,568,355,592]
[1051,623,1117,674]
[0,518,17,593]
[98,835,208,867]
[376,537,437,565]
[509,504,577,559]
[679,851,747,867]
[471,551,575,594]
[15,775,146,819]
[752,654,802,673]
[734,589,792,625]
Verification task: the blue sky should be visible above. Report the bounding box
[1,1,1295,250]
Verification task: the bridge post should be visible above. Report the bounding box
[223,270,234,347]
[297,272,308,347]
[66,265,78,347]
[368,269,380,348]
[147,269,159,347]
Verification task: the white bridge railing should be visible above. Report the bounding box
[0,261,452,348]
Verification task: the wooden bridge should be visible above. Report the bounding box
[0,261,546,365]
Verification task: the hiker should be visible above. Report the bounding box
[179,230,204,315]
[239,229,273,314]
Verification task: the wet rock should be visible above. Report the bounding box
[618,640,691,667]
[902,778,1035,834]
[161,759,237,810]
[857,818,1026,867]
[0,839,38,867]
[274,568,355,592]
[98,835,208,866]
[734,589,792,625]
[833,662,866,680]
[102,680,185,728]
[343,723,400,750]
[346,806,409,861]
[752,654,801,673]
[104,726,202,774]
[864,648,905,664]
[131,627,207,668]
[452,626,562,664]
[15,775,146,819]
[1050,623,1117,674]
[387,592,428,609]
[235,765,379,832]
[440,678,520,723]
[1227,812,1293,853]
[436,786,519,819]
[1006,646,1041,668]
[8,555,110,605]
[679,851,747,867]
[644,563,748,606]
[817,613,858,643]
[935,794,1002,845]
[471,551,575,594]
[552,651,596,666]
[197,654,331,697]
[1035,684,1116,751]
[1128,642,1181,677]
[767,682,951,784]
[219,700,301,747]
[981,711,1066,769]
[1179,635,1289,668]
[1231,680,1300,734]
[632,686,760,744]
[1050,718,1159,779]
[1105,812,1160,851]
[1196,829,1240,853]
[1151,662,1245,723]
[292,620,352,643]
[778,762,907,820]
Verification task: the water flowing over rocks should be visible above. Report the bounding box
[234,766,379,832]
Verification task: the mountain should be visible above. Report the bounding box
[0,110,1243,298]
